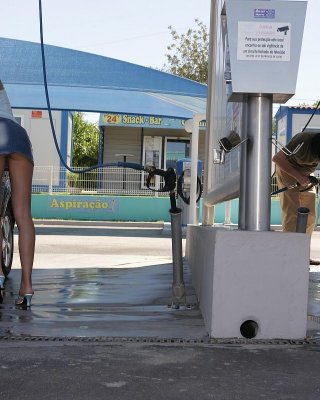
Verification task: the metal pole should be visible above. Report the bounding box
[238,102,248,230]
[115,153,133,191]
[296,207,310,233]
[170,193,185,307]
[202,0,218,226]
[245,94,272,231]
[49,165,53,194]
[123,155,126,190]
[189,114,205,225]
[224,200,231,225]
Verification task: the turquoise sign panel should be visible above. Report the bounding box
[31,195,282,225]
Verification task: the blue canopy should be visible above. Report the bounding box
[0,38,207,118]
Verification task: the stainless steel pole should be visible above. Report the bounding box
[189,114,205,225]
[238,102,248,230]
[169,189,186,308]
[296,207,310,233]
[245,94,272,231]
[170,209,186,307]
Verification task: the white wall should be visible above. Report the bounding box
[292,113,320,138]
[277,115,287,146]
[13,109,63,186]
[208,0,245,190]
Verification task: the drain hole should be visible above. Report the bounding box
[240,320,259,339]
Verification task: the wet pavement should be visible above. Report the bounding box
[0,221,318,340]
[0,222,207,339]
[0,265,205,339]
[0,221,320,400]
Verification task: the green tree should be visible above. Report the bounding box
[72,112,99,167]
[163,19,209,84]
[297,100,320,108]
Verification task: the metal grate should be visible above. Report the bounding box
[308,315,320,325]
[0,335,319,346]
[31,165,205,197]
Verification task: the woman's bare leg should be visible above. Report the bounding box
[8,153,35,294]
[0,156,6,277]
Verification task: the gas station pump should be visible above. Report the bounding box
[176,158,203,226]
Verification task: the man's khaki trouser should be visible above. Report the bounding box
[276,168,316,234]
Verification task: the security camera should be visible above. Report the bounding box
[277,26,289,35]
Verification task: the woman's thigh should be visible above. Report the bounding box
[7,153,33,221]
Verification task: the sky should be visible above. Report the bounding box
[1,0,211,69]
[1,0,320,115]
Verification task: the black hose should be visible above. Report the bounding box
[39,0,144,174]
[302,100,320,132]
[176,171,203,204]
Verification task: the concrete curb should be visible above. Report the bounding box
[33,219,164,228]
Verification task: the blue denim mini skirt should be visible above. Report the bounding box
[0,117,34,165]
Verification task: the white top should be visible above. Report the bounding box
[0,88,15,121]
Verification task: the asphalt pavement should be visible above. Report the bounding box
[0,220,319,400]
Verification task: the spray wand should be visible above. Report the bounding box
[271,175,319,195]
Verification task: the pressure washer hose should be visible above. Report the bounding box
[176,172,203,204]
[38,0,144,174]
[38,0,200,205]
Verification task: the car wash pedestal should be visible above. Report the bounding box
[189,0,310,340]
[187,226,310,339]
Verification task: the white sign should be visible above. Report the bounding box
[237,21,291,62]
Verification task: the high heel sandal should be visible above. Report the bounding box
[15,294,33,307]
[0,276,5,290]
[0,276,4,304]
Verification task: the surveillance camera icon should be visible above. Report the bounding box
[277,26,289,35]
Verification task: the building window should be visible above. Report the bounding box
[143,136,162,167]
[141,136,162,190]
[14,115,23,126]
[165,138,190,169]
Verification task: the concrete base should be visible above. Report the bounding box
[187,226,310,339]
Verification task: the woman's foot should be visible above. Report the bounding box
[18,282,34,296]
[0,275,4,304]
[15,293,34,307]
[16,283,34,307]
[0,268,6,289]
